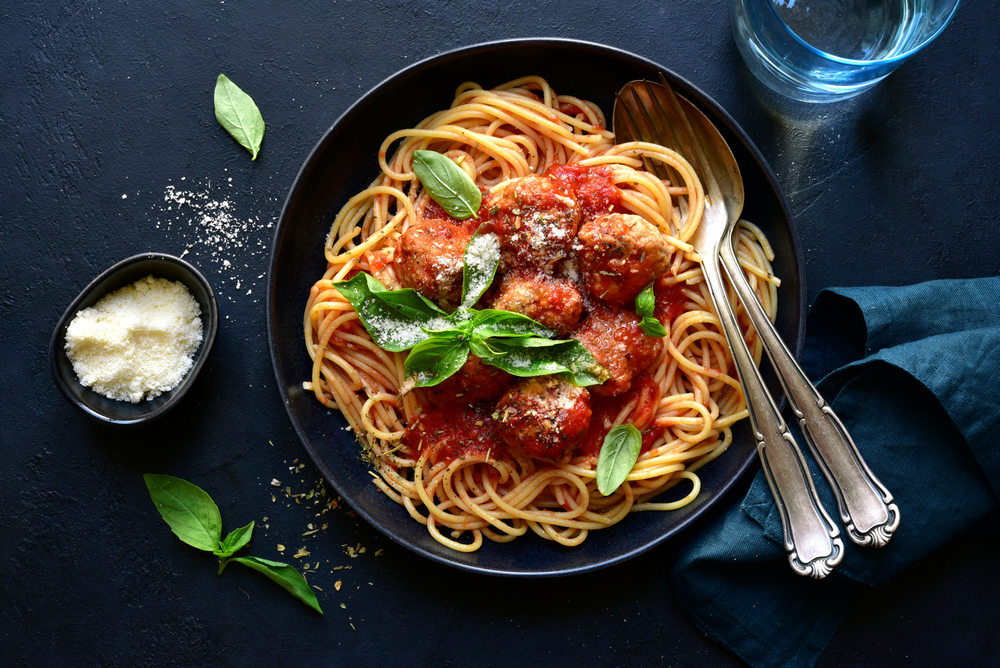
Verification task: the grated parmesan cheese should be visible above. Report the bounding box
[65,275,204,403]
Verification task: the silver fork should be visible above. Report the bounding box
[615,77,844,578]
[721,224,900,547]
[620,74,900,550]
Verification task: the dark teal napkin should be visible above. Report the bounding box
[671,277,1000,668]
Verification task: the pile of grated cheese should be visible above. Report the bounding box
[65,275,204,403]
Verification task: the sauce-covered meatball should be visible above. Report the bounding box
[576,213,672,305]
[393,218,472,306]
[495,377,592,459]
[486,175,580,271]
[424,354,513,407]
[572,304,663,397]
[491,271,583,336]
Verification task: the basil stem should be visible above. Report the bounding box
[213,74,265,160]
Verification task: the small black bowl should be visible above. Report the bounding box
[49,253,218,427]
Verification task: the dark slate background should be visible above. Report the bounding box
[3,1,998,666]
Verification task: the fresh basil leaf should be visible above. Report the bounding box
[469,309,557,339]
[404,336,470,388]
[335,273,446,351]
[461,231,500,309]
[213,74,265,160]
[640,316,668,338]
[596,424,642,496]
[144,474,223,552]
[221,556,323,614]
[367,280,449,321]
[636,281,656,318]
[412,150,481,220]
[468,331,569,358]
[482,335,568,349]
[479,338,609,386]
[214,520,255,558]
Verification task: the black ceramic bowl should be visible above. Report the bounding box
[268,38,805,576]
[50,253,218,427]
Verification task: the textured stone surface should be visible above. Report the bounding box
[2,1,998,666]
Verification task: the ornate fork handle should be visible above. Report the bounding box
[720,231,900,547]
[702,252,844,578]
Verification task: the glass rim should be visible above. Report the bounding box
[763,0,962,66]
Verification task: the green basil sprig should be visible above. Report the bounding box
[214,74,266,160]
[144,474,322,614]
[596,424,642,495]
[636,282,668,338]
[335,229,608,389]
[412,150,481,220]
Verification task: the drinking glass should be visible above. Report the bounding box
[732,0,961,103]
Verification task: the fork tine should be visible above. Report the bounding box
[655,72,713,199]
[615,89,671,182]
[636,80,678,150]
[634,81,684,186]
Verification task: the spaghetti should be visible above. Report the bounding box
[303,76,780,552]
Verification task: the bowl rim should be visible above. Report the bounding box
[266,37,806,576]
[49,252,219,427]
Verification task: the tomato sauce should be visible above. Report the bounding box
[544,163,621,222]
[402,406,504,466]
[368,251,389,273]
[576,372,662,458]
[654,277,687,327]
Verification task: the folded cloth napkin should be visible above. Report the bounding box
[671,277,1000,668]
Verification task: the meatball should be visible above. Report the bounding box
[393,218,472,306]
[572,304,663,397]
[486,175,580,271]
[424,354,513,407]
[576,213,672,305]
[491,271,583,336]
[495,377,592,459]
